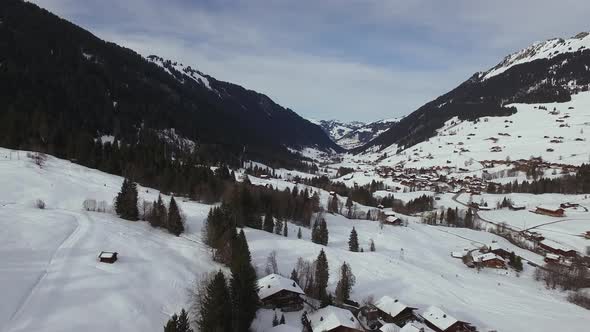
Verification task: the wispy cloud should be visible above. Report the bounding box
[31,0,590,121]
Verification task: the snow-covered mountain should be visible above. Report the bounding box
[318,118,402,149]
[362,32,590,153]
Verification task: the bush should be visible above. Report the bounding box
[35,199,46,209]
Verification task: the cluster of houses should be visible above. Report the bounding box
[258,274,477,332]
[455,243,510,270]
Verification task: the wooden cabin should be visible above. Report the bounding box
[538,239,578,258]
[373,296,417,326]
[258,274,304,312]
[421,306,474,332]
[534,206,565,217]
[306,305,363,332]
[98,251,118,264]
[471,253,506,269]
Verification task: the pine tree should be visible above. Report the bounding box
[369,239,376,252]
[290,268,299,285]
[197,270,233,332]
[279,314,285,325]
[348,227,359,252]
[319,218,329,246]
[283,223,288,237]
[297,227,302,239]
[274,218,283,235]
[157,194,167,227]
[272,312,279,327]
[230,230,260,331]
[464,208,474,229]
[115,178,139,221]
[167,196,184,236]
[311,219,321,244]
[164,314,179,332]
[345,197,353,217]
[315,249,329,303]
[263,213,274,233]
[177,309,193,332]
[335,262,356,303]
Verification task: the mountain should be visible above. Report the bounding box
[360,32,590,153]
[0,0,340,173]
[318,118,401,149]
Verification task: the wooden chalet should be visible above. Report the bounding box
[98,251,118,264]
[421,307,474,332]
[538,239,578,258]
[488,243,511,259]
[258,274,304,312]
[382,211,403,226]
[306,305,363,332]
[534,205,565,217]
[471,252,506,269]
[373,296,417,326]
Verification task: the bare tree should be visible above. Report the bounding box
[264,251,279,276]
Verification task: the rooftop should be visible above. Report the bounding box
[257,274,304,300]
[308,305,361,332]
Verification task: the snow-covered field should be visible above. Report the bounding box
[2,147,590,332]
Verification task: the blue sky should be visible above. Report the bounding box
[33,0,590,122]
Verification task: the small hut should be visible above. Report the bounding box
[98,251,118,264]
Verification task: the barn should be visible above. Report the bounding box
[98,251,118,264]
[258,274,304,312]
[421,306,474,332]
[307,305,363,332]
[538,239,578,258]
[471,252,506,269]
[534,205,565,217]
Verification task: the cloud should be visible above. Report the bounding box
[30,0,590,122]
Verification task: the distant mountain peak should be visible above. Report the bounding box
[482,31,590,80]
[318,118,402,149]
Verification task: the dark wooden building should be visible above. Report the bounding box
[373,296,417,326]
[258,274,304,312]
[98,251,118,263]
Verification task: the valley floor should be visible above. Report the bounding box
[1,148,589,332]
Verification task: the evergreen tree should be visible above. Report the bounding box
[283,223,288,237]
[263,213,274,233]
[348,227,359,252]
[464,208,474,229]
[272,312,279,327]
[115,178,139,221]
[319,218,329,246]
[230,230,260,331]
[335,262,356,303]
[167,196,184,236]
[369,239,376,252]
[157,194,167,227]
[279,314,285,325]
[274,218,283,235]
[197,270,232,332]
[345,197,353,217]
[164,314,179,332]
[177,309,193,332]
[328,195,339,213]
[315,249,330,303]
[297,227,302,239]
[290,268,299,285]
[311,219,321,244]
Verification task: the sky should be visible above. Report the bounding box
[32,0,590,122]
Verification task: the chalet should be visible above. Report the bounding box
[488,243,511,259]
[258,274,304,312]
[534,205,565,217]
[307,305,363,332]
[471,252,506,269]
[420,307,474,332]
[373,296,417,326]
[544,253,561,264]
[538,239,578,258]
[98,251,118,263]
[385,215,403,226]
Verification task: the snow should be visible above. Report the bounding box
[421,306,458,331]
[483,32,590,80]
[307,305,361,332]
[2,147,590,332]
[257,274,304,300]
[96,135,115,145]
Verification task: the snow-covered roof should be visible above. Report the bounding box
[374,296,414,318]
[380,323,401,332]
[545,253,561,260]
[99,251,116,259]
[386,216,401,222]
[257,274,304,300]
[308,305,362,332]
[536,205,564,211]
[383,211,397,216]
[400,322,434,332]
[421,306,459,331]
[540,239,575,252]
[472,252,504,263]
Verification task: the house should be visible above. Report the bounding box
[508,203,525,211]
[98,251,118,263]
[307,305,363,332]
[420,307,474,332]
[373,296,417,326]
[538,239,578,258]
[471,252,506,269]
[544,253,561,264]
[258,274,305,312]
[534,205,565,217]
[488,243,511,259]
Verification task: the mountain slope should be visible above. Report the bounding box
[361,32,590,153]
[0,0,340,169]
[318,118,401,149]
